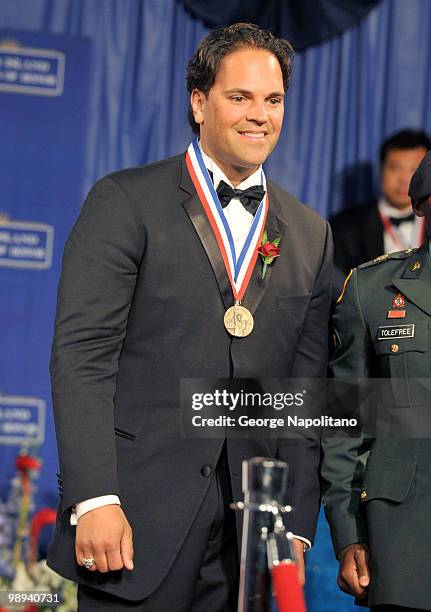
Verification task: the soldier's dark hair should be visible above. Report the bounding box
[380,129,431,165]
[186,23,294,135]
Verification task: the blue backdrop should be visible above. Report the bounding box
[0,29,93,562]
[1,0,431,609]
[2,0,430,216]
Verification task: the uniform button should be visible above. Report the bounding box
[391,344,399,353]
[200,465,212,477]
[360,490,367,500]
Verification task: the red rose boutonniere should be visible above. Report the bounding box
[257,230,281,279]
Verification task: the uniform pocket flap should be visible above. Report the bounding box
[361,454,416,503]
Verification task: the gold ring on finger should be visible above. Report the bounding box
[82,557,96,569]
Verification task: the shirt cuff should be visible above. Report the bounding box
[292,534,312,551]
[70,495,121,525]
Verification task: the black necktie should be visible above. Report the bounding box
[216,179,266,215]
[388,213,415,227]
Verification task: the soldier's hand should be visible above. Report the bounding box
[76,505,134,573]
[292,538,306,586]
[337,543,370,598]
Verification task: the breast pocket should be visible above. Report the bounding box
[277,294,311,352]
[277,294,311,311]
[361,453,416,505]
[372,319,430,406]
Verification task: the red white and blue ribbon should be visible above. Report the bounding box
[185,139,268,302]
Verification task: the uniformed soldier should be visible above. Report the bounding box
[321,150,431,611]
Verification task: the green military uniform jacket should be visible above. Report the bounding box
[322,240,431,609]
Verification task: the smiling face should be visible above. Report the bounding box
[190,48,285,186]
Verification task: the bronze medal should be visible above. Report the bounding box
[224,304,254,338]
[185,142,269,340]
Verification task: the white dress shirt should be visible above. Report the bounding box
[200,147,260,257]
[378,197,424,254]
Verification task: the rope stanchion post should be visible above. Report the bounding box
[232,457,307,612]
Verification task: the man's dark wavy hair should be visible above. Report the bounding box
[186,22,295,135]
[380,129,431,165]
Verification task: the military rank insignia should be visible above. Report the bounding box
[387,293,406,319]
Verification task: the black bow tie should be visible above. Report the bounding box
[216,180,265,215]
[388,213,415,227]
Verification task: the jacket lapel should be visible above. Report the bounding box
[179,156,232,309]
[242,182,287,315]
[392,241,431,317]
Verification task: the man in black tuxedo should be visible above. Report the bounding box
[47,23,332,611]
[331,129,431,281]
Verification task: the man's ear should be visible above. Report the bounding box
[413,196,431,217]
[190,89,206,127]
[414,203,425,217]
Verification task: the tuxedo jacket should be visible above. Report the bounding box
[47,153,332,600]
[330,202,383,276]
[322,243,431,608]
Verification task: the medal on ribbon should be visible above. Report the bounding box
[185,139,268,337]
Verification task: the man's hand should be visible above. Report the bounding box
[292,539,306,586]
[337,543,370,598]
[76,505,134,573]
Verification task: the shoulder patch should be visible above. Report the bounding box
[358,249,415,270]
[336,269,353,304]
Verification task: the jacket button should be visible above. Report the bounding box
[360,490,367,500]
[391,344,399,353]
[201,465,212,477]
